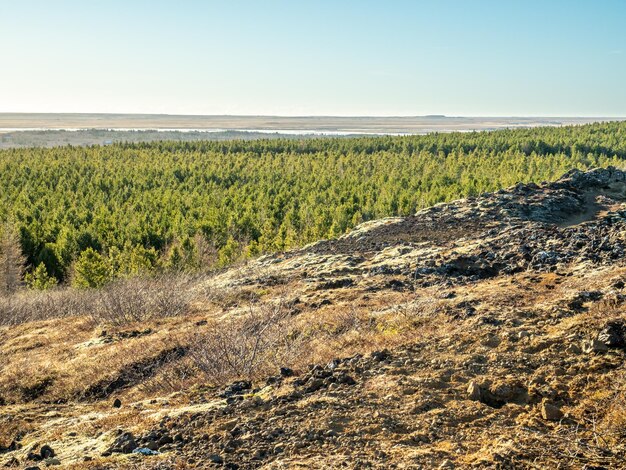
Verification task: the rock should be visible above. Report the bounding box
[304,378,324,393]
[144,440,159,451]
[23,467,40,470]
[131,448,159,456]
[43,458,61,466]
[220,381,252,398]
[26,452,42,462]
[108,432,138,454]
[541,401,563,421]
[112,398,122,408]
[157,434,174,446]
[280,367,294,377]
[582,339,609,354]
[467,381,482,401]
[39,445,54,459]
[336,374,356,385]
[597,321,625,348]
[371,349,390,362]
[208,454,224,464]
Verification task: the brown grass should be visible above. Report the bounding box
[0,274,200,327]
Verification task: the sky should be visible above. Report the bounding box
[1,0,625,116]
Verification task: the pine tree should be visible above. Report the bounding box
[72,248,112,288]
[0,224,26,295]
[25,262,58,290]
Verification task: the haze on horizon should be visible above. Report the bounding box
[1,0,625,117]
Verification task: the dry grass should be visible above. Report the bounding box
[0,274,200,327]
[0,272,458,406]
[2,262,626,468]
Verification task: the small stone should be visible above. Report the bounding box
[158,435,173,446]
[112,398,122,408]
[44,457,61,466]
[108,432,138,454]
[208,454,224,464]
[467,381,482,401]
[144,440,158,451]
[371,349,390,362]
[541,401,563,421]
[582,339,609,354]
[336,374,356,385]
[304,378,324,393]
[597,321,625,348]
[26,452,42,462]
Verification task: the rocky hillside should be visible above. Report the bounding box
[3,167,626,469]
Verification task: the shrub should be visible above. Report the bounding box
[189,299,301,384]
[88,275,196,325]
[0,273,198,326]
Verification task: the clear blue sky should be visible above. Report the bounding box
[1,0,625,116]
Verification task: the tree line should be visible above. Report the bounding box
[0,121,625,290]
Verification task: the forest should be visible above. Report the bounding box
[1,121,625,289]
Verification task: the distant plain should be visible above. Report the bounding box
[1,113,624,148]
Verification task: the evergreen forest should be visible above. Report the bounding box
[1,121,625,288]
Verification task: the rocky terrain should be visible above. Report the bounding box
[3,167,626,469]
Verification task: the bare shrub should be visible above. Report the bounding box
[0,274,198,326]
[189,299,302,384]
[0,288,91,326]
[89,275,196,325]
[0,224,26,295]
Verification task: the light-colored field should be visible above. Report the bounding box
[1,113,624,134]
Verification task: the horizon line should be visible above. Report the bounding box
[1,112,626,119]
